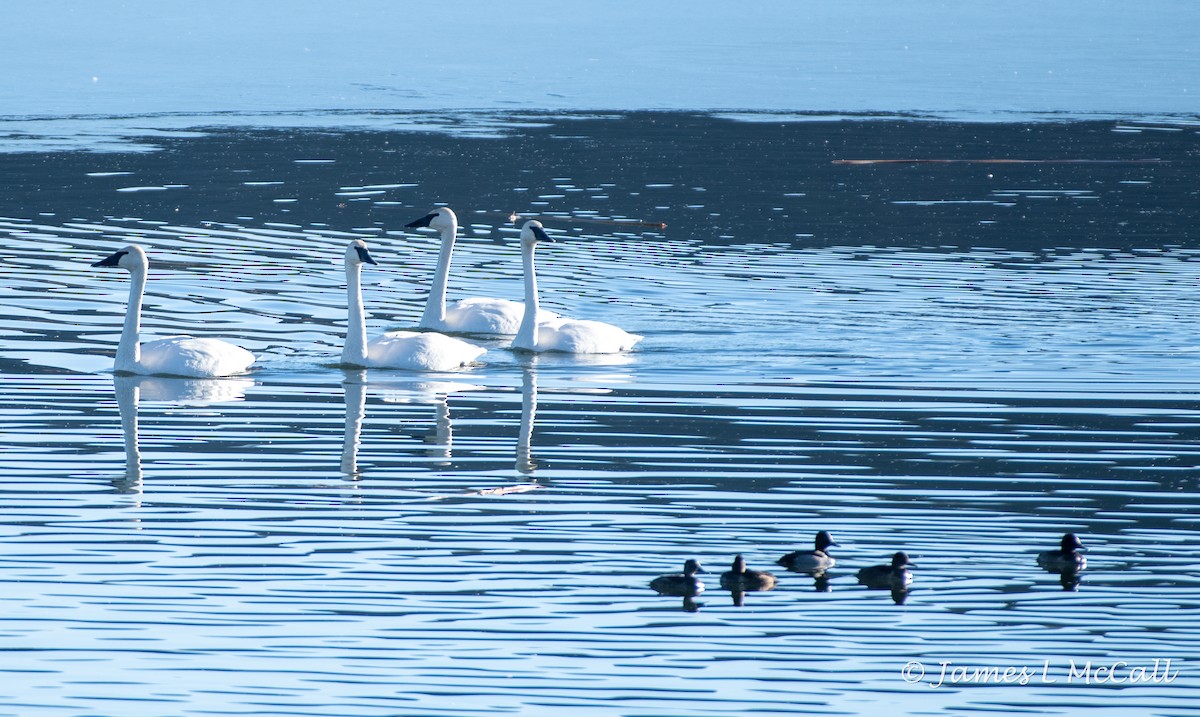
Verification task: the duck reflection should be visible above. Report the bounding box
[1056,570,1083,592]
[340,370,480,478]
[113,373,254,493]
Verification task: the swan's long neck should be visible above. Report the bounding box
[343,262,369,365]
[513,242,540,350]
[420,221,458,328]
[115,267,146,372]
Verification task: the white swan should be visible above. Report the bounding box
[91,245,256,377]
[341,240,486,371]
[406,206,557,334]
[511,221,643,354]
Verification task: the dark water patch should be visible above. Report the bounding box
[1,115,1197,249]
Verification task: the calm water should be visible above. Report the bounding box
[1,115,1198,715]
[3,1,1198,152]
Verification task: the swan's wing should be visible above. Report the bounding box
[537,319,643,354]
[443,297,560,334]
[443,298,524,334]
[368,331,486,371]
[138,336,255,377]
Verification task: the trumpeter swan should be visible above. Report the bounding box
[341,240,486,371]
[90,245,255,377]
[406,206,557,334]
[511,221,643,354]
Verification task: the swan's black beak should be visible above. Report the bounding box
[92,250,127,267]
[405,213,437,229]
[531,225,555,244]
[355,245,378,265]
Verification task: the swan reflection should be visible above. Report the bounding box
[341,371,481,478]
[113,373,254,493]
[341,370,367,476]
[517,362,538,475]
[516,354,635,476]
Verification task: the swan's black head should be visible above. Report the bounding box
[522,220,555,244]
[91,249,129,268]
[355,243,378,265]
[406,207,456,230]
[405,212,437,229]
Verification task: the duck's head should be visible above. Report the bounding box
[683,559,706,576]
[405,206,457,231]
[815,531,839,551]
[1061,533,1087,552]
[345,239,378,266]
[521,220,554,247]
[730,554,747,573]
[92,244,148,272]
[891,552,914,569]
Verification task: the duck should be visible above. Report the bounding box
[511,220,643,354]
[405,207,557,334]
[340,240,486,371]
[777,530,839,573]
[719,554,777,592]
[90,245,255,377]
[857,552,915,590]
[1037,533,1087,572]
[650,559,706,596]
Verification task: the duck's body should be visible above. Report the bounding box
[510,221,643,354]
[341,240,485,371]
[407,207,557,335]
[91,245,255,378]
[1038,533,1088,572]
[857,552,914,590]
[719,554,777,592]
[777,530,839,573]
[650,559,706,597]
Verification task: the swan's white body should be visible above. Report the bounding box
[91,245,255,378]
[408,207,557,334]
[341,240,486,371]
[511,221,643,354]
